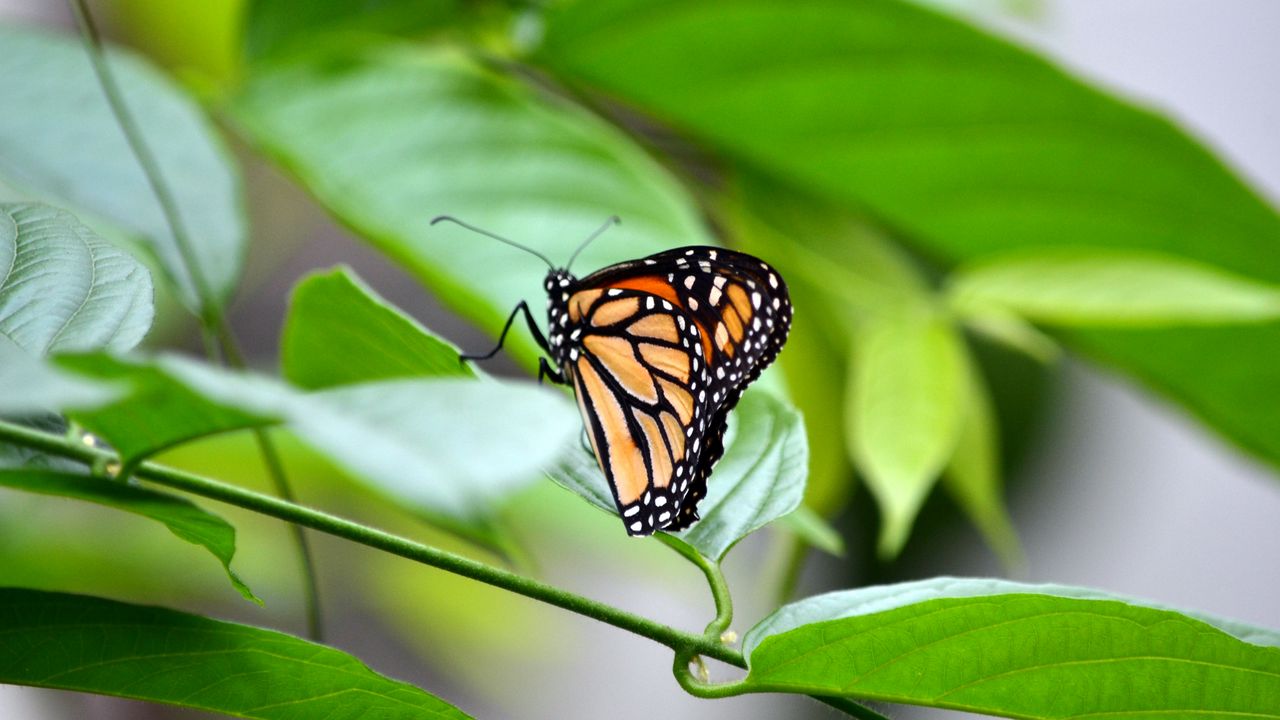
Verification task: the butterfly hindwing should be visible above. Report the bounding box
[564,288,712,535]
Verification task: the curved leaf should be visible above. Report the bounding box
[554,390,807,558]
[0,202,152,354]
[49,354,578,530]
[534,0,1280,473]
[742,577,1280,718]
[157,357,580,524]
[58,354,274,463]
[848,307,967,558]
[0,340,123,415]
[232,44,710,368]
[0,588,471,719]
[282,266,472,389]
[949,249,1280,326]
[0,470,256,601]
[0,25,246,312]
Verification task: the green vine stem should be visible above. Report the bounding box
[0,418,889,719]
[0,419,737,663]
[656,535,732,636]
[68,0,324,642]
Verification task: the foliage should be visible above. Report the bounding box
[0,1,1277,718]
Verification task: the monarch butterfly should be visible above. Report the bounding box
[434,216,792,536]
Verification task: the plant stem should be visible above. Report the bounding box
[67,0,219,323]
[657,535,732,636]
[0,418,889,718]
[68,0,323,641]
[0,419,738,664]
[214,327,324,641]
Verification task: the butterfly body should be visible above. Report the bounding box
[540,246,792,536]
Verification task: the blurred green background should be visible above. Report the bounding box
[1,1,1278,718]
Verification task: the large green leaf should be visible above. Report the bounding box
[158,357,579,525]
[59,354,274,464]
[554,390,807,559]
[0,202,152,354]
[0,26,245,313]
[242,0,461,63]
[47,354,578,530]
[0,340,123,415]
[948,249,1280,326]
[282,266,472,389]
[0,470,256,601]
[741,578,1280,718]
[848,307,967,558]
[0,588,471,719]
[534,0,1280,470]
[232,44,710,368]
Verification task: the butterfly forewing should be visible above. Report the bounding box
[546,246,792,536]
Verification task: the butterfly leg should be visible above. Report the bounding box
[538,357,568,386]
[460,300,552,363]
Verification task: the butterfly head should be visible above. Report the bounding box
[544,268,577,295]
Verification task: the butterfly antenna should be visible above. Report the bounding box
[430,215,555,269]
[566,215,621,271]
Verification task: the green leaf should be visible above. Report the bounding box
[232,44,709,368]
[0,341,123,415]
[242,0,461,63]
[848,308,967,558]
[958,305,1061,363]
[554,391,807,559]
[949,249,1280,326]
[49,354,578,530]
[282,266,472,389]
[741,578,1280,718]
[19,352,571,547]
[0,588,472,719]
[0,25,246,313]
[942,364,1022,569]
[0,470,257,602]
[58,354,273,464]
[534,0,1280,473]
[158,357,579,525]
[0,202,152,355]
[726,180,926,516]
[777,504,844,557]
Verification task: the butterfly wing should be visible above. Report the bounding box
[565,247,792,535]
[565,288,710,535]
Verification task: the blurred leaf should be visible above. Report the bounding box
[49,354,578,531]
[555,391,807,559]
[741,578,1280,717]
[157,356,578,527]
[942,364,1022,569]
[0,202,152,355]
[534,0,1280,474]
[949,249,1280,326]
[0,341,123,416]
[727,181,926,516]
[242,0,461,63]
[0,588,472,719]
[0,469,256,601]
[778,504,844,557]
[959,305,1061,363]
[282,266,472,389]
[232,44,709,369]
[0,25,246,313]
[849,308,966,558]
[59,354,273,464]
